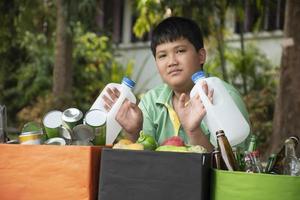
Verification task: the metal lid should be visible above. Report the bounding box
[20,130,43,136]
[62,108,83,122]
[73,124,95,141]
[85,109,106,127]
[59,126,73,140]
[43,110,63,128]
[44,137,66,145]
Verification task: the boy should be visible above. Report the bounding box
[103,16,249,152]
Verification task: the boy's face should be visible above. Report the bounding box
[155,38,206,92]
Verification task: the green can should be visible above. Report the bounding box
[22,121,47,142]
[62,108,83,130]
[42,110,63,139]
[84,109,106,145]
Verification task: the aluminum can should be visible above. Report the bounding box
[72,124,95,143]
[84,109,106,145]
[62,108,83,130]
[44,137,66,145]
[42,110,63,138]
[19,130,42,145]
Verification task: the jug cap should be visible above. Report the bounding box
[122,77,136,88]
[191,71,205,83]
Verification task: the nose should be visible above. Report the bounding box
[167,53,178,67]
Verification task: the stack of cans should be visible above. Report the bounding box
[16,107,107,146]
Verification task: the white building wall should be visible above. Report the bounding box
[116,32,283,95]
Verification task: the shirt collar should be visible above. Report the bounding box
[156,84,173,105]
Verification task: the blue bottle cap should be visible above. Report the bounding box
[191,71,206,83]
[122,77,136,88]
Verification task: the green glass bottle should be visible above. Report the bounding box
[264,154,277,173]
[247,135,257,152]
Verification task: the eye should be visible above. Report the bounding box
[176,48,186,54]
[157,54,166,59]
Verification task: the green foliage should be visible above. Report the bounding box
[226,44,275,93]
[17,32,54,105]
[72,23,133,112]
[133,0,164,38]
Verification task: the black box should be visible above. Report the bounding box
[98,148,211,200]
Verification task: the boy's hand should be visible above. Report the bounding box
[176,81,214,151]
[102,87,142,142]
[177,81,213,134]
[116,100,143,141]
[177,93,205,134]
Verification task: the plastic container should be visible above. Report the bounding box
[90,77,136,145]
[190,71,250,146]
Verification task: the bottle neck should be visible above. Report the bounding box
[194,77,205,84]
[121,82,133,90]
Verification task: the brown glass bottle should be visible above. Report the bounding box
[216,130,239,171]
[212,147,227,170]
[269,136,299,174]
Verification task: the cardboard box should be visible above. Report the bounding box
[98,148,211,200]
[0,144,102,200]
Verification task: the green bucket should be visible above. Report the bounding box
[211,169,300,200]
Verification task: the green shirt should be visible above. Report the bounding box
[138,82,250,149]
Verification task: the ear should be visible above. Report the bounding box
[197,48,206,65]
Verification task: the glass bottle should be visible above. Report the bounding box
[216,130,239,171]
[264,154,277,174]
[250,150,263,173]
[270,136,299,174]
[0,105,7,143]
[244,153,254,173]
[212,148,222,169]
[247,135,257,153]
[283,137,300,176]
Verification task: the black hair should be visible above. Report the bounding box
[150,16,204,57]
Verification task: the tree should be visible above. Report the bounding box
[53,0,73,108]
[270,0,300,155]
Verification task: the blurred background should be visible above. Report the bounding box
[1,0,299,157]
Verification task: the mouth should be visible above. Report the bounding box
[168,69,182,75]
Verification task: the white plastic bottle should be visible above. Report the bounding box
[90,77,136,145]
[190,71,250,146]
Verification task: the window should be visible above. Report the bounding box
[235,0,285,33]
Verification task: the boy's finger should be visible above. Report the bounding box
[112,87,120,97]
[201,81,208,95]
[107,87,119,102]
[179,93,187,108]
[104,103,111,111]
[102,94,114,107]
[208,89,214,103]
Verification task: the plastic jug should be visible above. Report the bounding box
[190,71,250,146]
[90,77,136,145]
